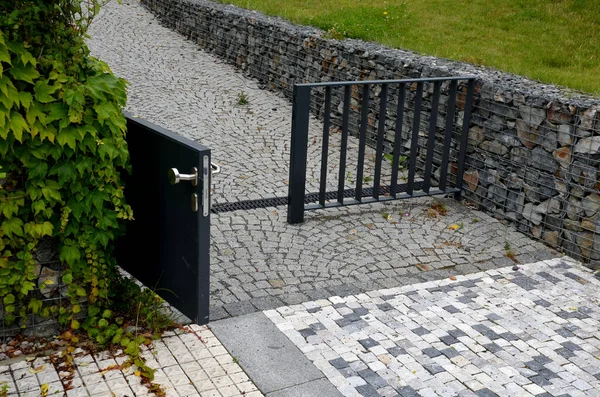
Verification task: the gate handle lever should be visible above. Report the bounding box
[168,167,198,186]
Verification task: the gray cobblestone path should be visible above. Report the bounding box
[267,257,600,397]
[88,1,560,320]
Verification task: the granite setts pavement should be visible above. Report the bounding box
[267,257,600,397]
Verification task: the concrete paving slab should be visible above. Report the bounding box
[211,312,341,396]
[266,378,343,397]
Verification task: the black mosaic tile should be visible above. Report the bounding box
[440,348,460,359]
[555,347,576,359]
[411,326,430,336]
[555,328,575,338]
[354,307,369,316]
[483,343,502,353]
[377,303,394,312]
[486,313,502,321]
[499,332,518,341]
[537,271,561,283]
[329,357,349,369]
[457,296,473,304]
[422,347,442,358]
[339,367,356,378]
[440,335,459,345]
[358,369,388,388]
[356,383,379,397]
[564,272,589,284]
[530,375,552,386]
[307,307,321,313]
[335,318,353,328]
[442,305,460,314]
[532,355,553,365]
[333,303,347,309]
[524,360,544,371]
[397,386,419,397]
[475,389,499,397]
[299,328,316,338]
[388,346,408,357]
[448,329,468,338]
[472,324,500,340]
[423,363,445,375]
[511,275,540,291]
[537,367,557,380]
[358,338,379,349]
[533,299,552,307]
[344,313,362,322]
[562,341,581,351]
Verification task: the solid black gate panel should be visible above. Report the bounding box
[116,113,211,325]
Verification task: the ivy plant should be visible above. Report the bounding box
[0,0,133,332]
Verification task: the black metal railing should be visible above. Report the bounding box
[287,77,476,224]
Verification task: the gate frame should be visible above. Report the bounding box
[287,77,476,224]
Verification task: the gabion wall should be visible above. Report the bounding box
[140,0,600,269]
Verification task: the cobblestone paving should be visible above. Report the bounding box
[267,257,600,397]
[88,1,560,321]
[88,0,395,206]
[210,197,559,319]
[0,325,262,397]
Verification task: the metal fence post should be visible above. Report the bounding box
[287,85,311,224]
[454,78,476,200]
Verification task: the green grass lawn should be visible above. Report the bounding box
[217,0,600,95]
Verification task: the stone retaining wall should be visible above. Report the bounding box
[140,0,600,268]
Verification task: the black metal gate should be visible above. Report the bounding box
[287,77,476,224]
[116,114,211,325]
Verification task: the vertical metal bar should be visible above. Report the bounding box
[422,81,441,193]
[337,86,351,204]
[390,83,406,198]
[439,80,458,192]
[454,79,476,200]
[373,84,388,199]
[319,86,332,207]
[355,84,370,202]
[406,82,423,196]
[287,85,311,224]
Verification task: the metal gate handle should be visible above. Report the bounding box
[168,167,198,186]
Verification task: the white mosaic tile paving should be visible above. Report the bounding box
[0,325,262,397]
[266,257,600,397]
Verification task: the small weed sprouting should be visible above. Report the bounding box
[431,199,448,216]
[237,91,249,106]
[363,176,373,183]
[383,153,409,171]
[504,242,511,251]
[0,383,9,397]
[323,24,346,40]
[471,218,479,223]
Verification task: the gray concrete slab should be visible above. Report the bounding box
[266,379,343,397]
[210,312,342,396]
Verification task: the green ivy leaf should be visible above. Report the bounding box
[8,62,40,84]
[60,244,80,265]
[62,273,73,285]
[3,294,15,305]
[1,217,24,237]
[18,91,33,109]
[56,126,79,150]
[34,80,58,103]
[9,110,28,142]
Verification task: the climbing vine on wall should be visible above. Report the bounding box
[0,0,133,333]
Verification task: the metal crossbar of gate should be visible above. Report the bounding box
[287,76,476,224]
